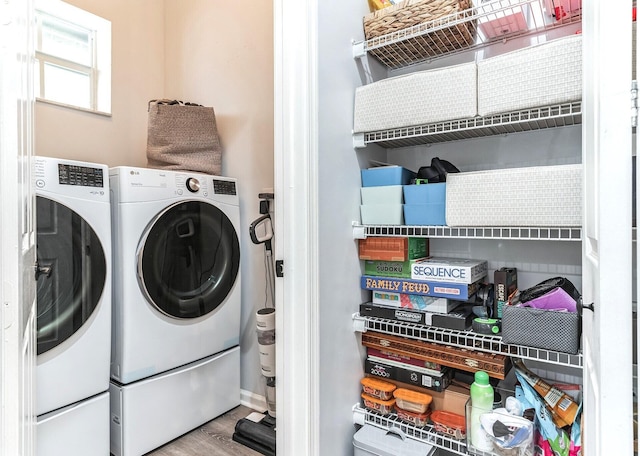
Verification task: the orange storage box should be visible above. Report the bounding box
[430,410,466,440]
[361,393,395,415]
[395,407,431,427]
[358,237,429,261]
[393,388,433,414]
[360,377,396,401]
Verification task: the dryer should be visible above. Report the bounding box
[34,156,111,456]
[109,166,241,456]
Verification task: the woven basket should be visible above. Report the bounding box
[363,0,476,65]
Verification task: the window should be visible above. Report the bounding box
[35,1,111,115]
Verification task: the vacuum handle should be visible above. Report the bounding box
[249,214,273,245]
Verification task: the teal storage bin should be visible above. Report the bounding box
[403,182,446,204]
[404,203,446,226]
[361,166,416,187]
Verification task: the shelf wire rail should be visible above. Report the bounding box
[353,314,583,368]
[356,0,582,69]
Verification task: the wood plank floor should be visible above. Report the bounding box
[145,406,266,456]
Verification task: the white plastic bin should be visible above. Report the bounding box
[353,425,435,456]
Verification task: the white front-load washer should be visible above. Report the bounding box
[33,156,111,456]
[109,167,241,456]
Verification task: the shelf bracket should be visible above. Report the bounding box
[353,133,365,149]
[632,80,638,128]
[352,312,367,333]
[352,222,366,239]
[352,403,366,426]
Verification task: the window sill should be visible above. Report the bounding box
[36,98,112,118]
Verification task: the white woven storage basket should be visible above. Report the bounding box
[353,62,477,133]
[477,34,582,116]
[445,164,582,227]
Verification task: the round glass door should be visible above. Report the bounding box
[36,196,106,355]
[138,200,240,319]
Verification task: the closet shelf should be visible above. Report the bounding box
[354,224,582,241]
[353,0,582,69]
[352,404,484,456]
[353,102,582,148]
[353,313,583,369]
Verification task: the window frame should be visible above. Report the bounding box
[34,1,111,116]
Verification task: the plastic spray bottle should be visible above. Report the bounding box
[470,370,494,452]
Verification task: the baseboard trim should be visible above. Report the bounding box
[240,388,267,413]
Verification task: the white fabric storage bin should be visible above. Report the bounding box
[477,34,582,116]
[353,425,435,456]
[445,164,582,227]
[353,62,477,133]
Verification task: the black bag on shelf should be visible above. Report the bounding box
[416,157,460,183]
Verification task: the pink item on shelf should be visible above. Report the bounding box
[520,287,578,312]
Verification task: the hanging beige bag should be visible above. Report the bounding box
[146,99,222,175]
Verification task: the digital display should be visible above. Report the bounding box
[58,164,104,187]
[213,180,236,195]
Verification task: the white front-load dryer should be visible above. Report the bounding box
[33,156,111,455]
[109,166,241,383]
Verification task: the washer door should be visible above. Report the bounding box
[36,196,106,355]
[138,200,240,319]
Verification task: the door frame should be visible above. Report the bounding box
[274,0,320,455]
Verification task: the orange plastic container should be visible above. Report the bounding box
[395,407,431,427]
[360,377,397,401]
[393,388,433,414]
[430,410,466,440]
[361,393,395,415]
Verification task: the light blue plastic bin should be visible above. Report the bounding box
[403,183,446,204]
[403,203,446,226]
[361,166,416,187]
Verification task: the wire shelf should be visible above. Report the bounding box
[357,224,582,241]
[353,314,583,369]
[356,102,582,148]
[355,0,582,69]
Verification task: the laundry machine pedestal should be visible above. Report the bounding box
[109,346,240,456]
[37,391,110,456]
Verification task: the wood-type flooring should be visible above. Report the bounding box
[145,405,265,456]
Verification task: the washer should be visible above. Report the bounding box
[109,166,241,456]
[33,156,111,456]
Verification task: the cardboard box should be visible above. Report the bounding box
[367,347,445,373]
[431,305,474,331]
[364,259,427,279]
[430,385,471,416]
[358,237,429,261]
[364,358,452,392]
[411,257,488,284]
[371,291,459,314]
[360,302,434,326]
[493,267,518,319]
[361,275,481,300]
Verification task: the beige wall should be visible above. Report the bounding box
[163,0,274,397]
[35,0,275,401]
[35,0,165,166]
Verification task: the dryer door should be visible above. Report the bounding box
[35,196,107,355]
[138,200,240,319]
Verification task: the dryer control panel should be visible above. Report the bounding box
[213,179,236,196]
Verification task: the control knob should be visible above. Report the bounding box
[186,177,200,193]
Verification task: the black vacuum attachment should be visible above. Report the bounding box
[232,414,276,456]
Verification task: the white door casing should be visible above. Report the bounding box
[582,1,634,454]
[0,0,37,455]
[274,0,320,455]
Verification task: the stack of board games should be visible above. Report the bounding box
[360,256,488,331]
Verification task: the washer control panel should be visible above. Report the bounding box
[213,179,236,196]
[58,163,104,187]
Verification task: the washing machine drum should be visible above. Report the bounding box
[35,196,107,355]
[138,200,240,319]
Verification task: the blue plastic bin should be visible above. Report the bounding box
[403,203,446,226]
[361,166,416,187]
[403,183,446,204]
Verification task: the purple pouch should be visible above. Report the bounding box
[521,287,578,312]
